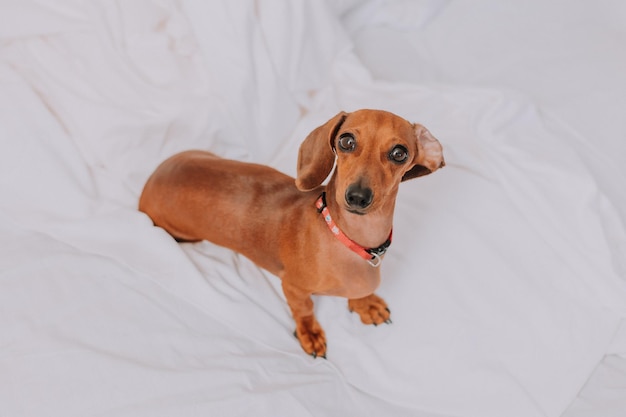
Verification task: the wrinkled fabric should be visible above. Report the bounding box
[1,1,625,416]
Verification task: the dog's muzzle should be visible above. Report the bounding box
[345,183,373,212]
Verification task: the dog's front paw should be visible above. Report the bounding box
[293,316,327,359]
[348,293,392,326]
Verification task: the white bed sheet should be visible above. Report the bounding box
[348,2,626,415]
[1,1,625,416]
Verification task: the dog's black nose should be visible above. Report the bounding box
[345,184,373,210]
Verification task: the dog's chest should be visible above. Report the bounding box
[317,258,382,299]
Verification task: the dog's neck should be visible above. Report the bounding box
[323,181,396,249]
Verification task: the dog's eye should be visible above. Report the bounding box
[338,133,356,152]
[389,146,409,163]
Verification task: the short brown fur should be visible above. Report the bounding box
[139,109,444,358]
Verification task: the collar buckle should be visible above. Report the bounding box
[367,252,382,268]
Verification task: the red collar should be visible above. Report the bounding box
[315,192,392,267]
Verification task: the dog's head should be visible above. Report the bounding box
[296,109,444,214]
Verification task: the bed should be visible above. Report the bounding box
[1,1,625,416]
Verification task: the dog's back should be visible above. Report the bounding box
[139,150,313,274]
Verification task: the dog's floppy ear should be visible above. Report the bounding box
[295,111,348,191]
[402,124,445,181]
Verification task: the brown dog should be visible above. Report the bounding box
[139,109,444,358]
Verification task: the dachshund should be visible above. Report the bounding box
[139,109,444,358]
